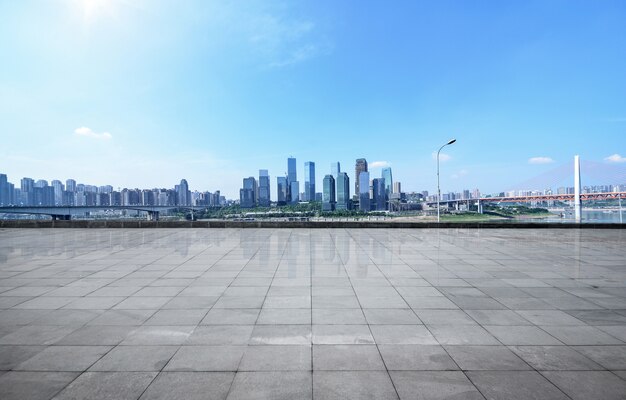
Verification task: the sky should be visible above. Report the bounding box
[1,0,625,199]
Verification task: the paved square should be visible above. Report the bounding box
[0,228,625,399]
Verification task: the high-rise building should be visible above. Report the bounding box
[382,168,393,195]
[240,177,257,208]
[355,158,368,199]
[35,179,48,188]
[287,157,297,184]
[372,178,386,211]
[287,157,297,203]
[51,180,64,205]
[322,175,335,211]
[336,172,350,210]
[277,176,288,205]
[66,179,76,193]
[359,171,370,211]
[0,174,9,206]
[393,182,402,194]
[290,181,299,204]
[331,162,341,180]
[177,179,190,206]
[20,177,34,206]
[304,161,315,202]
[258,170,270,207]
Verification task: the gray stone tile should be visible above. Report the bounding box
[313,325,374,345]
[404,296,459,309]
[313,371,398,400]
[139,372,234,400]
[541,371,626,400]
[239,345,311,371]
[516,310,585,326]
[313,308,366,324]
[52,371,157,400]
[227,371,312,400]
[257,308,310,324]
[575,346,626,369]
[540,325,624,345]
[187,325,254,345]
[429,325,500,345]
[467,371,569,400]
[16,346,111,372]
[390,371,484,400]
[262,295,310,308]
[119,326,195,346]
[510,346,604,370]
[144,310,207,326]
[0,325,77,345]
[250,325,312,345]
[466,310,531,325]
[64,297,125,310]
[312,296,360,309]
[213,296,265,309]
[378,345,457,371]
[57,326,137,345]
[313,345,384,370]
[89,346,178,371]
[0,345,47,370]
[370,325,437,344]
[200,309,259,325]
[445,345,530,371]
[416,310,477,325]
[0,371,78,400]
[363,309,421,325]
[162,296,218,309]
[114,297,171,310]
[483,325,562,345]
[165,346,245,371]
[87,309,156,326]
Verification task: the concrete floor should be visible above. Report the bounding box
[0,228,625,400]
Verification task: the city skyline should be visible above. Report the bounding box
[1,1,626,198]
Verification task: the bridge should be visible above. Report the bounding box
[0,205,209,221]
[428,155,626,221]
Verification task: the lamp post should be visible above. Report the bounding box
[437,139,456,223]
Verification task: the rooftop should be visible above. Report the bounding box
[0,228,625,399]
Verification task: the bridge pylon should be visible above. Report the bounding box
[574,155,581,222]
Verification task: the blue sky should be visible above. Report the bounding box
[1,0,625,199]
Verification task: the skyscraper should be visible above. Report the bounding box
[358,171,370,211]
[393,182,401,194]
[355,158,368,198]
[240,177,257,208]
[382,168,393,195]
[177,179,190,206]
[0,174,9,206]
[258,170,270,207]
[21,177,34,206]
[304,161,315,202]
[51,180,64,205]
[322,175,336,211]
[290,181,299,204]
[331,162,340,180]
[372,178,386,211]
[66,179,76,193]
[277,176,288,205]
[287,157,298,203]
[336,172,350,210]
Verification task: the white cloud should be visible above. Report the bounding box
[605,154,626,163]
[74,126,112,140]
[370,161,391,168]
[451,169,469,179]
[528,156,554,165]
[432,152,451,162]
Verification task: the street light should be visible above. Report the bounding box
[437,138,456,223]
